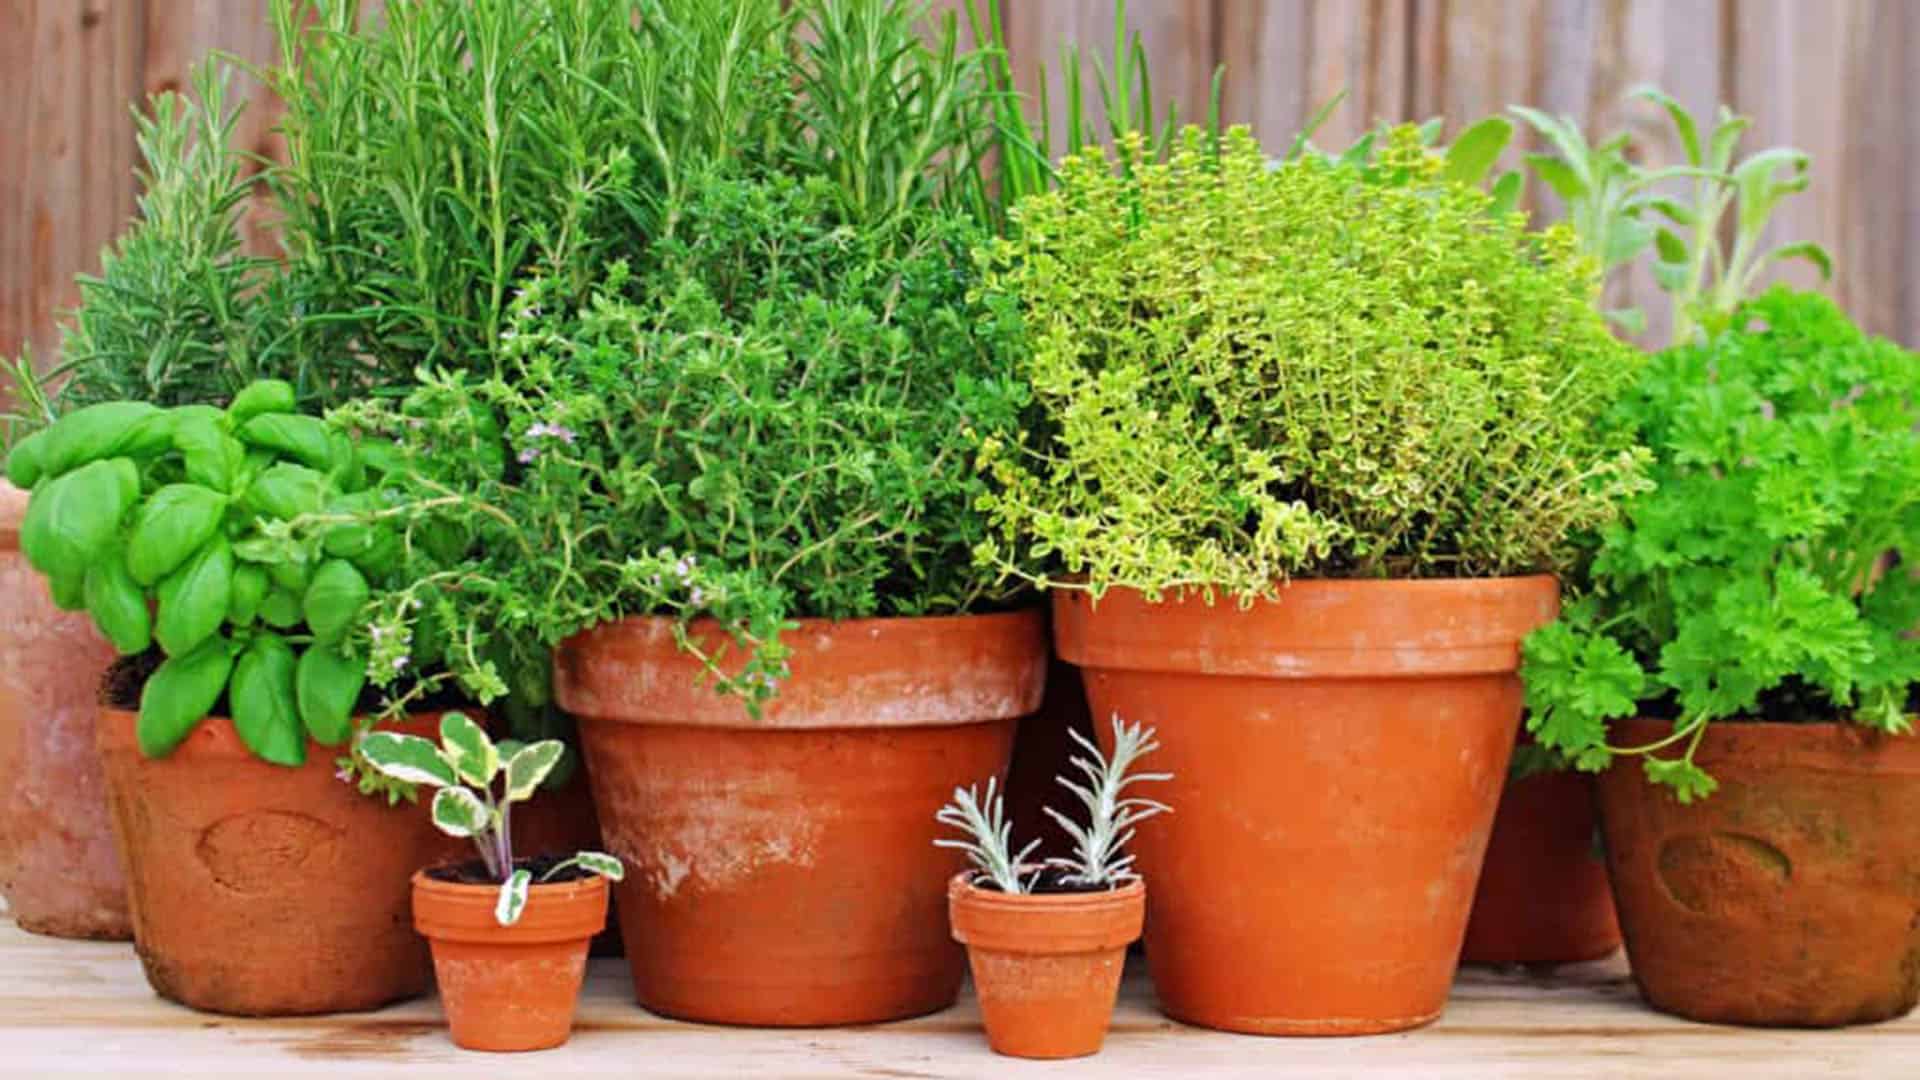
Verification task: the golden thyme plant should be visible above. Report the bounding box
[975,126,1649,598]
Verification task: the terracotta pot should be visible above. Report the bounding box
[555,610,1045,1026]
[0,482,128,939]
[414,869,609,1051]
[1054,577,1558,1036]
[1461,761,1620,965]
[97,707,464,1016]
[1599,717,1920,1027]
[512,766,623,958]
[948,874,1144,1059]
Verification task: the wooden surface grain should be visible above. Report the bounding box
[1,918,1912,1077]
[3,0,1917,417]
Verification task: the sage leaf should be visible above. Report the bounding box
[155,536,233,656]
[232,632,304,766]
[126,484,229,585]
[137,634,235,758]
[361,731,456,787]
[438,712,498,786]
[504,740,565,801]
[494,869,532,926]
[295,645,365,746]
[303,559,369,645]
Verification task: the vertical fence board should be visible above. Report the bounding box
[4,0,1918,384]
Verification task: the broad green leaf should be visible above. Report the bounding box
[173,414,246,494]
[126,484,229,585]
[504,740,566,801]
[1631,84,1702,166]
[361,731,456,787]
[21,457,139,580]
[232,632,304,766]
[34,402,163,478]
[1488,171,1524,217]
[439,712,499,786]
[227,380,297,425]
[137,634,234,757]
[85,549,152,654]
[227,564,270,626]
[259,586,302,629]
[5,428,46,487]
[238,413,334,471]
[244,463,330,521]
[1441,116,1512,186]
[494,869,532,926]
[295,645,365,746]
[46,568,86,612]
[303,559,369,645]
[154,536,233,656]
[1523,153,1587,202]
[432,786,490,838]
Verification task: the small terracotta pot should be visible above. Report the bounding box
[1461,761,1620,966]
[413,869,609,1052]
[1600,717,1920,1027]
[556,610,1045,1026]
[948,874,1144,1059]
[0,482,128,939]
[97,707,465,1015]
[1055,577,1558,1035]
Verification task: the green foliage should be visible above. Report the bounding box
[359,712,622,925]
[344,170,1027,712]
[975,126,1647,597]
[10,381,431,765]
[1516,86,1830,345]
[1522,289,1920,801]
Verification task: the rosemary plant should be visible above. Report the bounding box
[935,717,1170,893]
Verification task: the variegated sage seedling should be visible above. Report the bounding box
[360,713,623,925]
[936,716,1170,893]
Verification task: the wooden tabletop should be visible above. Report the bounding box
[1,918,1911,1077]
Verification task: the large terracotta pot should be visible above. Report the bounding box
[414,869,609,1052]
[1054,577,1559,1036]
[1461,762,1621,966]
[1599,717,1920,1027]
[0,482,128,939]
[948,874,1144,1060]
[97,707,464,1016]
[555,611,1045,1026]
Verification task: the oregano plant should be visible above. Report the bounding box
[1521,289,1920,802]
[360,713,623,925]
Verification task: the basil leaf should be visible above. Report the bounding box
[137,634,235,758]
[238,414,334,471]
[35,402,163,477]
[85,548,152,655]
[244,463,329,521]
[21,457,139,580]
[227,380,297,425]
[126,484,228,585]
[155,536,234,656]
[295,644,365,746]
[227,564,270,626]
[259,585,303,630]
[303,559,369,645]
[232,632,304,766]
[4,428,47,488]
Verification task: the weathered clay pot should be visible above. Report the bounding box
[1055,577,1559,1035]
[1461,760,1620,966]
[556,611,1045,1026]
[0,481,128,939]
[414,869,609,1052]
[1600,717,1920,1027]
[948,874,1144,1059]
[98,707,464,1016]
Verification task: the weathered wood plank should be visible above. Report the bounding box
[0,920,1912,1077]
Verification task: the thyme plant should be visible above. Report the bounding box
[936,717,1170,893]
[975,126,1647,598]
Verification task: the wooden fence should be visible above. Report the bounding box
[5,0,1917,401]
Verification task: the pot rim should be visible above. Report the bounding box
[1609,715,1920,772]
[555,607,1048,730]
[412,867,609,945]
[1053,575,1561,679]
[947,871,1145,911]
[947,872,1146,955]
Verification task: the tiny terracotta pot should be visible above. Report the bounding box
[414,869,609,1052]
[0,482,128,939]
[948,874,1144,1059]
[1461,759,1620,966]
[556,610,1045,1026]
[1600,717,1920,1027]
[1054,577,1558,1035]
[97,707,465,1016]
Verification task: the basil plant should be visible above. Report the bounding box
[360,713,623,925]
[6,380,414,765]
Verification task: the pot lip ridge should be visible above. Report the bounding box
[1608,714,1920,770]
[947,871,1145,910]
[947,873,1146,954]
[412,866,609,945]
